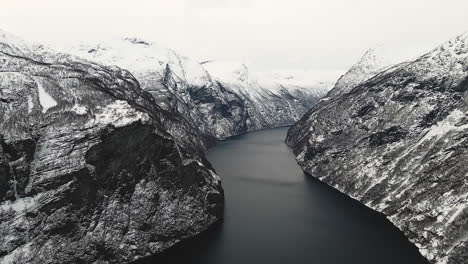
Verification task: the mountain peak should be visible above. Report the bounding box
[123,37,151,46]
[58,37,213,88]
[232,63,250,82]
[353,46,393,72]
[327,46,395,98]
[428,32,468,60]
[0,28,32,54]
[203,61,252,84]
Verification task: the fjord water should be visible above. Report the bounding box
[143,127,428,264]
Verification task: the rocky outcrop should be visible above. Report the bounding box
[286,33,468,264]
[0,30,223,263]
[59,39,331,141]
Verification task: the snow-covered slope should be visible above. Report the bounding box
[59,39,331,140]
[203,61,334,131]
[287,33,468,264]
[0,30,223,264]
[326,46,400,99]
[57,37,241,141]
[257,69,338,96]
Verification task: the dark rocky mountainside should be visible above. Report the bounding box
[0,30,223,263]
[286,33,468,264]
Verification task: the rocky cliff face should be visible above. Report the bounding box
[286,33,468,264]
[0,30,223,264]
[59,39,330,140]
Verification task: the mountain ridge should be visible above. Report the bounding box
[59,36,331,140]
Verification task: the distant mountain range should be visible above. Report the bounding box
[58,37,334,142]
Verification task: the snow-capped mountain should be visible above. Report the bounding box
[286,33,468,264]
[0,29,223,263]
[57,37,242,142]
[58,38,331,140]
[326,46,399,99]
[203,60,333,131]
[256,69,339,96]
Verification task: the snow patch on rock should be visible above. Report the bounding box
[88,100,150,128]
[0,195,41,213]
[421,109,468,141]
[34,78,57,113]
[1,242,33,264]
[71,104,87,115]
[27,95,33,113]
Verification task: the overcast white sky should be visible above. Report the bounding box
[1,0,468,73]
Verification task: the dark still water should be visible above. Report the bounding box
[141,127,428,264]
